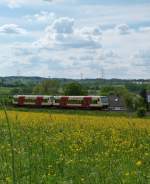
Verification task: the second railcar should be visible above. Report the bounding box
[53,96,108,109]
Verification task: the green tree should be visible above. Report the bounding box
[140,88,148,110]
[32,80,60,95]
[132,95,145,111]
[63,82,88,96]
[100,85,135,111]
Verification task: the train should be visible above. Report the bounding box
[12,95,109,109]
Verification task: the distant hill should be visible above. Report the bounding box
[0,76,150,87]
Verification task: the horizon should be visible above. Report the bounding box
[0,0,150,79]
[0,75,150,81]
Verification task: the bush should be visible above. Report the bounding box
[137,107,146,118]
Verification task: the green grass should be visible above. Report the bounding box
[0,87,13,95]
[0,110,150,184]
[4,106,150,119]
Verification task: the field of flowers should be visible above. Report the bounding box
[0,110,150,184]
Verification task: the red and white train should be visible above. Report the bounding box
[12,95,109,109]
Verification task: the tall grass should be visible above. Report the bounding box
[3,107,16,184]
[0,110,150,183]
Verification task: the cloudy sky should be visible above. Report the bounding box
[0,0,150,79]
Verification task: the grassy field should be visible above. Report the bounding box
[0,110,150,184]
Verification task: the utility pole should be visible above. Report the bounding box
[80,72,83,80]
[98,68,105,79]
[101,68,104,79]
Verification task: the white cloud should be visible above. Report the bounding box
[1,4,150,79]
[4,0,64,8]
[0,24,27,34]
[115,24,131,35]
[25,11,56,23]
[36,16,102,49]
[133,49,150,66]
[5,0,30,8]
[48,17,74,34]
[79,26,102,36]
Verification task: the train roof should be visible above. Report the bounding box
[13,95,52,98]
[13,95,108,98]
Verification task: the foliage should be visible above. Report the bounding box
[63,82,88,96]
[0,95,12,106]
[125,83,148,93]
[33,80,60,95]
[132,95,145,111]
[100,86,135,111]
[137,107,146,118]
[140,88,149,110]
[0,110,150,183]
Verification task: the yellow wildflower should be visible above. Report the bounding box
[136,160,142,167]
[125,172,129,176]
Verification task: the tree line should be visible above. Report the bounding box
[0,79,149,115]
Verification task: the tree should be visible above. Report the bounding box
[132,95,145,111]
[32,80,60,95]
[100,85,130,97]
[140,88,148,110]
[63,82,88,96]
[100,85,135,111]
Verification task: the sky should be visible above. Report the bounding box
[0,0,150,79]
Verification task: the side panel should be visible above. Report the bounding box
[67,96,83,107]
[89,97,101,108]
[53,96,61,106]
[18,96,25,106]
[60,97,69,107]
[82,97,92,108]
[35,96,43,106]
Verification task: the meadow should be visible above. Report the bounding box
[0,109,150,184]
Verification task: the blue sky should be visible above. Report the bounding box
[0,0,150,79]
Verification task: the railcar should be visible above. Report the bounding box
[12,95,109,109]
[13,95,53,107]
[53,96,108,109]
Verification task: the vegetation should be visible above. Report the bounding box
[0,77,149,113]
[140,88,149,110]
[0,110,150,183]
[33,80,60,95]
[137,107,147,118]
[63,82,88,96]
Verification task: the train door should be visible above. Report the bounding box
[60,96,69,107]
[82,97,92,108]
[35,96,43,106]
[18,96,25,106]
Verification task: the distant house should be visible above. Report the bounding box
[147,91,150,111]
[108,95,126,111]
[147,92,150,102]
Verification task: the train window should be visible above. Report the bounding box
[55,99,60,103]
[43,98,49,103]
[50,97,54,101]
[101,97,108,104]
[25,98,35,103]
[68,99,83,104]
[92,99,98,104]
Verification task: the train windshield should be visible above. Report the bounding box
[101,97,108,104]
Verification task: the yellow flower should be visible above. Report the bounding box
[125,172,129,176]
[136,160,142,167]
[81,178,85,182]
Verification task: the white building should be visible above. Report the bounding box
[147,93,150,103]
